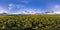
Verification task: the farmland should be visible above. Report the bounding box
[0,15,60,30]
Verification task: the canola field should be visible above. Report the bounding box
[0,15,60,30]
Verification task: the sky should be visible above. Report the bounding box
[0,0,60,14]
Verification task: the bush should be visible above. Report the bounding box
[0,15,60,30]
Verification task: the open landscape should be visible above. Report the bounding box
[0,15,60,30]
[0,0,60,30]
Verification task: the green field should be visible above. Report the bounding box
[0,15,60,30]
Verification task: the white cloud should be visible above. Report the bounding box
[0,7,8,13]
[8,3,26,14]
[8,4,14,10]
[47,5,60,14]
[53,5,60,14]
[8,3,43,14]
[55,5,60,9]
[8,4,60,14]
[8,3,45,14]
[13,8,44,14]
[7,4,60,14]
[8,4,25,10]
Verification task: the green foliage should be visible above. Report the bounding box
[0,15,60,30]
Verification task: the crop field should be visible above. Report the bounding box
[0,15,60,30]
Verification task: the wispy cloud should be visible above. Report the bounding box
[8,4,25,10]
[1,4,60,14]
[14,8,44,14]
[8,3,26,14]
[8,3,44,14]
[47,5,60,14]
[7,3,52,14]
[0,7,8,13]
[20,0,31,4]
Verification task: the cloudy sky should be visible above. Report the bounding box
[0,0,60,14]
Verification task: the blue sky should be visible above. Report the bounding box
[0,0,60,14]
